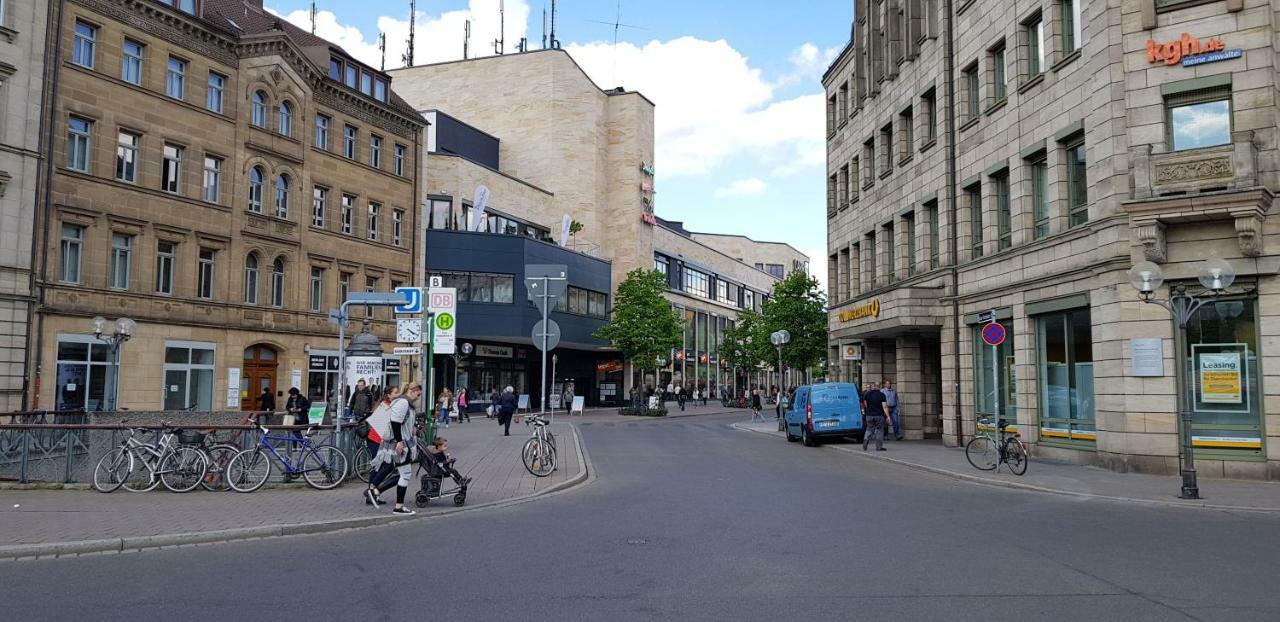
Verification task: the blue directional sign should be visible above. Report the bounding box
[393,287,423,314]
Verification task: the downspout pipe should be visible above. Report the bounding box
[943,0,963,447]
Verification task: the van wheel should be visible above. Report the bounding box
[785,425,799,442]
[802,426,818,447]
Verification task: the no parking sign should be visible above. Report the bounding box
[981,322,1006,347]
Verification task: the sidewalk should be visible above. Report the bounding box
[735,420,1280,512]
[0,418,587,559]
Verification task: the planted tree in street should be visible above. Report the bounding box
[760,271,828,384]
[595,268,683,410]
[718,308,771,375]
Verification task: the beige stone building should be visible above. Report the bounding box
[31,0,423,413]
[0,0,49,410]
[826,0,1280,479]
[689,232,811,280]
[392,50,803,403]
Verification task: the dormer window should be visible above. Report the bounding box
[157,0,196,14]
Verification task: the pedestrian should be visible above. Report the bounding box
[881,379,903,440]
[701,385,709,407]
[362,386,401,506]
[285,387,310,439]
[778,388,790,418]
[488,387,500,418]
[862,382,889,451]
[347,378,373,421]
[750,388,764,422]
[496,386,518,436]
[365,382,422,515]
[629,385,640,408]
[457,388,470,422]
[437,388,453,428]
[256,386,276,413]
[676,384,686,411]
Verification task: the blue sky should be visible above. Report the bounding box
[268,1,853,282]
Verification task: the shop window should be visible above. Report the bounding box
[1184,298,1262,457]
[974,319,1016,423]
[1037,308,1094,445]
[1166,87,1231,151]
[55,335,118,411]
[163,342,215,411]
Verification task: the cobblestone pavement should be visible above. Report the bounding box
[0,417,582,548]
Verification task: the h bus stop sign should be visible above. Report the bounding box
[981,322,1006,347]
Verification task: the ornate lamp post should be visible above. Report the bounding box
[1127,259,1235,499]
[92,316,135,411]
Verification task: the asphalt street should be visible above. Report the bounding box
[4,412,1279,621]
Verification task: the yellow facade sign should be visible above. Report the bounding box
[838,299,880,322]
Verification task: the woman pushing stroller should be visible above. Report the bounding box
[363,382,423,515]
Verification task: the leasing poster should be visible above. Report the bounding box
[1199,351,1242,404]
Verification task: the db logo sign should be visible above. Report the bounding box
[430,292,454,307]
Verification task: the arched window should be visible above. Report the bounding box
[243,254,259,304]
[248,166,264,213]
[251,91,268,127]
[271,257,285,307]
[278,101,293,136]
[275,174,290,219]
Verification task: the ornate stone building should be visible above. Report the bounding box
[826,0,1280,479]
[31,0,423,412]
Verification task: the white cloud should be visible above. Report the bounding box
[776,43,842,87]
[714,178,767,198]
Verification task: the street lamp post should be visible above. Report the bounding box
[1127,259,1236,500]
[92,316,135,412]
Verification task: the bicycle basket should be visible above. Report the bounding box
[175,429,207,445]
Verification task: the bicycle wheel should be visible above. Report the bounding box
[522,438,556,477]
[92,447,131,493]
[200,443,239,492]
[1004,438,1029,476]
[301,445,349,490]
[161,446,209,493]
[226,448,272,493]
[352,443,372,483]
[965,436,998,471]
[122,448,161,492]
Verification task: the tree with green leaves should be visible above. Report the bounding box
[760,271,828,380]
[718,309,770,372]
[594,268,684,395]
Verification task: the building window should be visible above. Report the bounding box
[991,43,1007,102]
[329,58,342,81]
[880,123,893,174]
[866,231,877,286]
[370,135,382,168]
[274,175,290,219]
[826,93,837,134]
[343,125,357,159]
[67,117,91,172]
[394,144,406,176]
[197,249,215,299]
[904,212,917,277]
[360,71,373,96]
[975,319,1016,420]
[993,172,1011,250]
[73,21,97,69]
[310,267,324,312]
[392,209,404,247]
[315,114,330,150]
[925,200,939,269]
[248,166,264,213]
[207,72,225,113]
[1066,141,1087,226]
[682,266,710,299]
[921,88,937,144]
[341,194,355,234]
[344,64,357,89]
[161,143,183,194]
[429,199,452,230]
[251,91,268,127]
[655,254,669,276]
[121,39,143,85]
[1026,15,1045,76]
[1030,156,1049,239]
[1167,89,1231,151]
[864,138,876,184]
[1061,0,1080,53]
[367,202,381,241]
[202,155,222,203]
[375,79,388,102]
[900,106,914,158]
[109,233,132,290]
[277,101,293,136]
[765,264,785,279]
[963,63,980,121]
[270,258,285,308]
[884,223,897,283]
[312,186,327,228]
[1038,308,1095,445]
[166,57,186,99]
[115,131,139,183]
[157,0,196,12]
[966,185,983,258]
[162,342,215,411]
[60,224,84,283]
[338,272,351,304]
[244,254,259,304]
[744,289,756,312]
[155,241,175,295]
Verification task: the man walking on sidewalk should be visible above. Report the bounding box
[882,379,903,441]
[862,382,889,451]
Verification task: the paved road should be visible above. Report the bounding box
[4,412,1279,621]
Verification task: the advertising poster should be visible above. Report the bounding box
[346,356,384,393]
[1199,351,1242,404]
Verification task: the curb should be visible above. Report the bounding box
[730,422,1280,514]
[0,424,592,561]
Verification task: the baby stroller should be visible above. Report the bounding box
[414,446,469,508]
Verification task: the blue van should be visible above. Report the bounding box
[784,383,863,446]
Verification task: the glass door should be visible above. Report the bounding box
[1037,308,1095,447]
[1183,298,1263,458]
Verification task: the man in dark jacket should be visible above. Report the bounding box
[496,386,519,436]
[256,387,276,412]
[347,379,373,420]
[285,387,311,439]
[862,383,890,451]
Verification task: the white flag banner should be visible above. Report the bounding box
[471,185,490,232]
[560,214,572,247]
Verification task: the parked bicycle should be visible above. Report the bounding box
[224,424,349,492]
[965,417,1028,475]
[92,423,209,493]
[521,414,557,477]
[192,412,262,491]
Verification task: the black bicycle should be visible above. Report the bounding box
[965,417,1028,475]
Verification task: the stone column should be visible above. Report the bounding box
[895,334,924,439]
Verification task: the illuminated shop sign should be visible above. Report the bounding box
[837,299,880,322]
[1146,33,1240,67]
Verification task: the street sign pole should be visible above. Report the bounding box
[540,275,549,418]
[426,313,436,443]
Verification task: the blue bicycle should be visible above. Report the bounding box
[225,425,349,492]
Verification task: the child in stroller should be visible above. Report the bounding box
[416,437,470,508]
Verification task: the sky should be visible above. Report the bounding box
[265,0,854,289]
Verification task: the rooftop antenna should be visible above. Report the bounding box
[494,0,505,55]
[549,0,559,49]
[379,32,386,70]
[518,37,528,53]
[402,0,416,68]
[541,5,547,49]
[464,19,471,60]
[588,1,646,84]
[309,2,316,34]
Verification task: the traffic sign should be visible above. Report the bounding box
[394,287,424,314]
[978,309,996,324]
[347,292,408,305]
[393,346,422,356]
[327,308,347,327]
[526,265,569,297]
[428,288,457,354]
[981,322,1006,347]
[532,319,561,351]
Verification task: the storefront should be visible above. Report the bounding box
[1181,294,1262,459]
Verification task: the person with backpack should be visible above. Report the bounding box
[360,386,399,505]
[364,383,422,515]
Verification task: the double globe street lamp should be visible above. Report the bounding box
[1126,258,1236,499]
[92,315,136,412]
